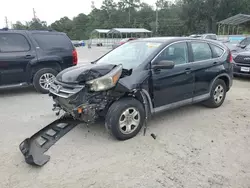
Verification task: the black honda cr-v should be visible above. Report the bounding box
[48,37,233,140]
[0,28,78,93]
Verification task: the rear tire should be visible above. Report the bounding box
[105,98,145,140]
[203,79,227,108]
[33,68,58,94]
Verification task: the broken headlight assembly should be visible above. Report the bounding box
[86,64,123,91]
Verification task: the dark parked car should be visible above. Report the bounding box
[224,36,250,51]
[49,37,233,140]
[0,28,78,93]
[231,44,250,77]
[236,36,250,49]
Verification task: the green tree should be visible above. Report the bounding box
[27,18,48,30]
[12,0,250,39]
[12,21,28,29]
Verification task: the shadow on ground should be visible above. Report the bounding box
[0,86,40,97]
[74,103,208,141]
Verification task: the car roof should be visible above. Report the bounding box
[0,28,65,35]
[138,37,220,44]
[139,37,187,42]
[134,37,227,49]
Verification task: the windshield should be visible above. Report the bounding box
[96,41,162,69]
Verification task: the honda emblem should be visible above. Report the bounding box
[56,85,61,93]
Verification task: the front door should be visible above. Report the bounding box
[151,42,195,111]
[0,33,36,86]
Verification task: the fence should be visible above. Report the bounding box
[217,35,248,43]
[73,34,250,48]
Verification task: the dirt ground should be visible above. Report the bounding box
[0,47,249,188]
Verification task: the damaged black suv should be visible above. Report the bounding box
[49,37,233,140]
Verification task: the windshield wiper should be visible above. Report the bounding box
[90,60,97,64]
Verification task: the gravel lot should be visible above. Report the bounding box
[0,47,250,188]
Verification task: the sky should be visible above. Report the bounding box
[0,0,157,28]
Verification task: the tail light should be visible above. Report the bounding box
[72,49,78,65]
[229,51,233,63]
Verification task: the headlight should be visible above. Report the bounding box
[86,64,123,91]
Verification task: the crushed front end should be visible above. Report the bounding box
[19,63,135,166]
[49,63,127,123]
[49,80,111,123]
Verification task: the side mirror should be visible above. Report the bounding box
[152,60,175,70]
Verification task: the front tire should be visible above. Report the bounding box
[203,79,227,108]
[33,68,58,94]
[105,98,145,140]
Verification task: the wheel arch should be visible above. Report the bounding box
[27,61,62,82]
[101,88,154,118]
[119,89,154,115]
[209,73,231,92]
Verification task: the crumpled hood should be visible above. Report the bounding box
[56,63,117,84]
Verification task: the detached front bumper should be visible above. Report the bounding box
[19,115,80,166]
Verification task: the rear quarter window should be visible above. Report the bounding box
[32,33,73,50]
[210,44,224,58]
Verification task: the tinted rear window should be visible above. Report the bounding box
[32,33,73,50]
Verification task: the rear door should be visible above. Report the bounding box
[0,32,36,85]
[189,41,225,98]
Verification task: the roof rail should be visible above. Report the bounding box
[0,27,9,31]
[0,28,57,32]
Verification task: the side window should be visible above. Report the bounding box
[154,42,188,65]
[191,42,212,61]
[0,33,30,52]
[210,44,224,58]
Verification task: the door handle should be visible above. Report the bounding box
[185,68,192,74]
[213,62,218,65]
[25,55,33,59]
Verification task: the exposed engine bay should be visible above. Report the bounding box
[49,63,134,123]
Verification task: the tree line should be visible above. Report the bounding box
[12,0,250,40]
